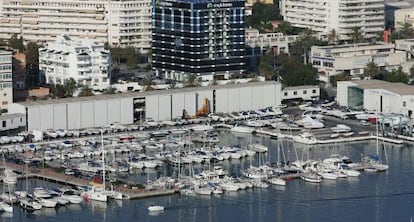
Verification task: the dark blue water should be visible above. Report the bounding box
[2,132,414,222]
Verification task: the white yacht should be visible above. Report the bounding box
[230,125,254,134]
[61,189,84,204]
[80,186,108,202]
[293,132,318,145]
[0,201,12,213]
[2,169,17,185]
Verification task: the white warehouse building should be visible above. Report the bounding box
[39,35,111,86]
[337,80,414,117]
[280,0,385,41]
[8,82,282,131]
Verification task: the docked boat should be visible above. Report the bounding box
[20,198,42,211]
[267,177,286,186]
[2,169,17,185]
[331,124,351,133]
[293,132,317,145]
[0,201,12,213]
[33,188,58,208]
[300,172,323,183]
[148,205,164,212]
[61,189,84,204]
[230,125,254,134]
[80,186,108,202]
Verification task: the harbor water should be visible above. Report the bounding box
[2,131,414,222]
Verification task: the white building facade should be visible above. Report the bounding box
[310,43,409,83]
[0,50,13,110]
[282,85,320,101]
[280,0,385,40]
[39,35,111,86]
[0,0,151,53]
[337,80,414,116]
[8,82,282,130]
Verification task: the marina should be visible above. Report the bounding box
[0,104,412,221]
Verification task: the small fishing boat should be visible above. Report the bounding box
[148,205,164,212]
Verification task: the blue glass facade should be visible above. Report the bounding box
[152,0,246,80]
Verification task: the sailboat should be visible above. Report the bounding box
[363,111,389,172]
[19,155,42,211]
[80,130,109,202]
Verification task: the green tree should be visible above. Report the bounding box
[78,85,94,97]
[64,78,77,97]
[184,74,201,87]
[142,77,156,91]
[351,27,363,44]
[362,61,379,79]
[247,2,282,32]
[8,34,24,52]
[383,66,408,83]
[51,85,66,98]
[290,30,325,63]
[258,50,274,80]
[328,29,338,44]
[279,58,318,86]
[25,41,39,86]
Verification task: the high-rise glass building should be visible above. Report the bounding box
[152,0,246,81]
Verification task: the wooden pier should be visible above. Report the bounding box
[3,162,178,200]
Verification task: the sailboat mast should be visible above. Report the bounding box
[376,110,379,155]
[101,130,106,191]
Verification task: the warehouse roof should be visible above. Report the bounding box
[17,81,280,107]
[350,80,414,95]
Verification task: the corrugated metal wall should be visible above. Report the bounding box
[22,83,282,130]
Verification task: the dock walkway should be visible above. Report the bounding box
[2,162,178,200]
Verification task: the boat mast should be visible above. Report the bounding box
[101,130,106,191]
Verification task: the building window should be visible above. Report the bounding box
[2,121,5,128]
[284,92,288,96]
[303,90,307,95]
[403,101,406,107]
[293,91,297,95]
[312,89,316,94]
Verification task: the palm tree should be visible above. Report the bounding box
[78,85,94,97]
[363,61,379,79]
[184,74,200,87]
[51,84,66,98]
[142,77,156,91]
[351,27,363,44]
[328,29,338,44]
[64,78,77,97]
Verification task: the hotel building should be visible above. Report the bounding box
[152,0,246,81]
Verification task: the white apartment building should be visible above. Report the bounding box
[310,43,409,83]
[245,28,299,55]
[39,35,111,86]
[394,8,414,29]
[0,0,151,53]
[0,50,13,110]
[280,0,385,40]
